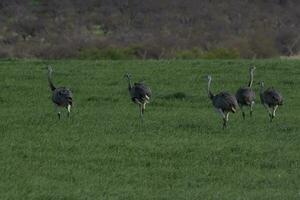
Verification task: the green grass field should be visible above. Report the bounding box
[0,59,299,199]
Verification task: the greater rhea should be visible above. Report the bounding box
[235,66,256,119]
[259,81,283,122]
[124,73,151,120]
[206,75,238,129]
[47,66,73,119]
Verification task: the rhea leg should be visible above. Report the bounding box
[223,112,229,129]
[139,104,144,121]
[142,103,146,114]
[55,105,61,119]
[67,104,71,117]
[270,108,274,122]
[250,101,255,117]
[216,109,227,129]
[273,105,278,117]
[134,99,143,121]
[263,103,272,121]
[270,105,278,122]
[240,105,245,120]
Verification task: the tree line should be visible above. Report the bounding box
[1,0,300,59]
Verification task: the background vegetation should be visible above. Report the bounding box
[0,59,299,199]
[1,0,300,59]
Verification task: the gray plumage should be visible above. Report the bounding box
[124,73,151,120]
[259,81,283,122]
[47,66,73,119]
[206,75,238,129]
[235,66,256,119]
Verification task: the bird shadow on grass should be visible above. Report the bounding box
[106,81,119,86]
[175,122,223,134]
[176,123,202,130]
[152,92,199,105]
[282,80,296,86]
[158,92,187,100]
[278,124,297,133]
[150,92,188,107]
[86,96,119,103]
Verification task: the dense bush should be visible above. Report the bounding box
[78,47,240,60]
[175,48,203,59]
[0,0,299,59]
[79,47,137,60]
[175,48,240,59]
[201,48,240,59]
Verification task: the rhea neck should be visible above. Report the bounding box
[126,76,133,90]
[47,68,56,91]
[248,70,254,88]
[259,82,264,94]
[207,78,214,100]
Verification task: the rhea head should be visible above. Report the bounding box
[206,75,212,82]
[124,73,132,80]
[249,66,256,74]
[259,81,265,88]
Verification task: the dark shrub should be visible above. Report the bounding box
[202,48,240,59]
[79,47,137,60]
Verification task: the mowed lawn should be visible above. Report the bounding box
[0,59,299,199]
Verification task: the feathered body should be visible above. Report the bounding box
[125,73,151,120]
[48,66,73,119]
[51,87,73,107]
[259,81,283,122]
[129,82,151,104]
[210,92,238,114]
[236,88,255,106]
[206,75,238,129]
[260,87,283,107]
[235,66,256,119]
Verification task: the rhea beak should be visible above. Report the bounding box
[124,73,131,79]
[203,75,212,81]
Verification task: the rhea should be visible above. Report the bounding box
[235,66,256,119]
[47,66,73,119]
[259,81,283,122]
[124,73,151,120]
[206,75,238,129]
